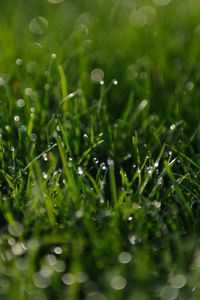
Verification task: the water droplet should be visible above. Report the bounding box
[153,0,170,6]
[33,272,51,288]
[78,166,84,176]
[42,172,48,179]
[169,274,187,289]
[110,276,127,290]
[45,83,50,91]
[19,125,27,133]
[100,80,104,85]
[25,87,33,96]
[147,166,153,174]
[30,133,37,142]
[154,161,159,168]
[152,201,161,209]
[14,115,20,122]
[12,242,27,256]
[0,77,5,86]
[53,260,65,273]
[27,61,38,74]
[10,146,15,152]
[8,221,23,237]
[185,81,194,91]
[76,272,88,284]
[139,99,148,109]
[100,162,107,171]
[129,235,136,245]
[43,153,48,161]
[91,68,104,82]
[75,209,84,218]
[93,157,99,165]
[53,247,62,255]
[62,273,76,285]
[83,133,89,140]
[47,0,64,3]
[16,58,23,66]
[118,252,132,264]
[107,158,114,166]
[17,99,25,108]
[170,124,176,130]
[29,16,48,35]
[51,53,57,59]
[112,79,118,85]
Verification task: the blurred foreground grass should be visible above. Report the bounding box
[1,0,200,299]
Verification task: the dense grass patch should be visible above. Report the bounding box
[1,0,200,299]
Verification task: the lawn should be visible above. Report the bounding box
[1,0,200,299]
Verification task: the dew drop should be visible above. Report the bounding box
[42,172,48,180]
[51,53,57,59]
[78,166,84,176]
[17,99,25,108]
[118,252,132,264]
[170,124,176,130]
[43,153,48,161]
[110,276,127,290]
[14,115,20,122]
[112,79,118,85]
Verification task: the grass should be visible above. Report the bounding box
[1,0,200,299]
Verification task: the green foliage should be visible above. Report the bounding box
[1,0,200,299]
